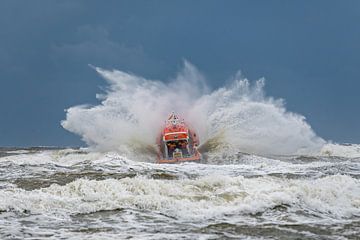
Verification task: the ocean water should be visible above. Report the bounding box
[2,63,359,239]
[0,146,359,239]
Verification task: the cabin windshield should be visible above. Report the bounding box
[166,140,189,158]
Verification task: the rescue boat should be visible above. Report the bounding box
[156,112,201,164]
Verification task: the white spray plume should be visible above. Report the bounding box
[62,61,325,157]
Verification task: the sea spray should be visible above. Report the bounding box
[62,61,325,157]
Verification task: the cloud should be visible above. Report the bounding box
[51,25,161,74]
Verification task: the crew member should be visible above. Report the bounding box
[167,141,176,157]
[180,140,188,155]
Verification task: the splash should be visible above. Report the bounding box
[61,61,325,157]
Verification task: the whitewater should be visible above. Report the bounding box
[1,62,359,239]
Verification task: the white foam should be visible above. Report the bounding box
[62,61,325,157]
[0,149,106,167]
[2,148,358,180]
[1,175,359,220]
[5,149,31,154]
[321,143,360,158]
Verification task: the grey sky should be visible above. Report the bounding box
[0,0,359,146]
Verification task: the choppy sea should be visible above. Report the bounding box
[0,145,359,239]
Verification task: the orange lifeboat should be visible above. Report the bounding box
[156,112,201,163]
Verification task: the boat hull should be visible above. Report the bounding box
[156,151,201,164]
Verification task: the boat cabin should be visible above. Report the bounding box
[157,112,201,163]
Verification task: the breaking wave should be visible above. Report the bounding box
[1,175,359,220]
[62,61,326,157]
